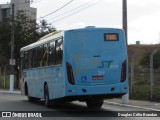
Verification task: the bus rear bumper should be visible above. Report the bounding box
[66,83,128,98]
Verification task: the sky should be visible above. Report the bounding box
[1,0,160,44]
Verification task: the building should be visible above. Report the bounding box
[0,4,10,21]
[0,0,37,21]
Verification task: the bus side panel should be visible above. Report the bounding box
[23,65,65,100]
[47,66,65,100]
[27,70,37,97]
[64,32,78,96]
[20,70,25,95]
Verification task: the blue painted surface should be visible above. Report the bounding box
[22,27,128,100]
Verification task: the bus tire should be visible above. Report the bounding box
[86,100,104,109]
[44,85,51,107]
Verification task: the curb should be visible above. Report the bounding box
[104,100,160,111]
[0,90,21,94]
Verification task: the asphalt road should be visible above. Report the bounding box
[0,93,159,120]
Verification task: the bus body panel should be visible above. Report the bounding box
[64,28,128,97]
[23,66,65,99]
[20,27,128,102]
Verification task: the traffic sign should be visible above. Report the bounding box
[10,59,16,65]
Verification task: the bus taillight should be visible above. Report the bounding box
[66,62,75,85]
[120,60,126,82]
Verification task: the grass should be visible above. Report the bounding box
[0,75,17,89]
[130,67,160,102]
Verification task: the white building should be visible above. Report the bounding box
[0,0,37,21]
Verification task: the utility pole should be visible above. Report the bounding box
[123,0,128,45]
[122,0,129,104]
[10,3,15,92]
[150,49,157,100]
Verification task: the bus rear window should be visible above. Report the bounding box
[104,33,119,41]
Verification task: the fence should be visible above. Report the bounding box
[0,64,10,89]
[129,48,160,102]
[0,64,20,89]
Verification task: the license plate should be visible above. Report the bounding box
[92,75,103,80]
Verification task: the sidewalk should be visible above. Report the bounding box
[105,98,160,111]
[0,89,21,94]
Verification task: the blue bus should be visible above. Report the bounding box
[20,26,128,108]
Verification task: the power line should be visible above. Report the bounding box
[37,0,74,20]
[47,0,94,21]
[49,0,103,24]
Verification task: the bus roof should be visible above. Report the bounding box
[20,27,123,52]
[20,31,64,51]
[66,26,123,32]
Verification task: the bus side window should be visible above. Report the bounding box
[43,43,49,66]
[49,41,56,66]
[24,51,29,69]
[32,47,37,68]
[20,51,24,70]
[56,39,63,65]
[37,45,43,67]
[29,49,32,69]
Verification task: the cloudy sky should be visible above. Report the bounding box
[1,0,160,44]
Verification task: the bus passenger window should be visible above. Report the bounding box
[56,39,63,65]
[29,49,33,69]
[49,41,56,66]
[20,52,24,70]
[37,45,43,67]
[24,51,29,69]
[32,48,37,68]
[42,44,49,66]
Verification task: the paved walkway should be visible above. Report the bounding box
[105,98,160,111]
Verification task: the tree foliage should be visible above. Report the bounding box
[0,11,56,63]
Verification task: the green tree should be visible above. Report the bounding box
[0,10,56,60]
[0,11,56,88]
[38,19,56,38]
[0,18,11,63]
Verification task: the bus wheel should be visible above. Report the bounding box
[44,85,51,107]
[86,100,104,109]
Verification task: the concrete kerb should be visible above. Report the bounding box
[0,89,21,94]
[104,100,160,111]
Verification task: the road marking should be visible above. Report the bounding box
[104,101,160,111]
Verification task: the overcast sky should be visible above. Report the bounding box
[1,0,160,44]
